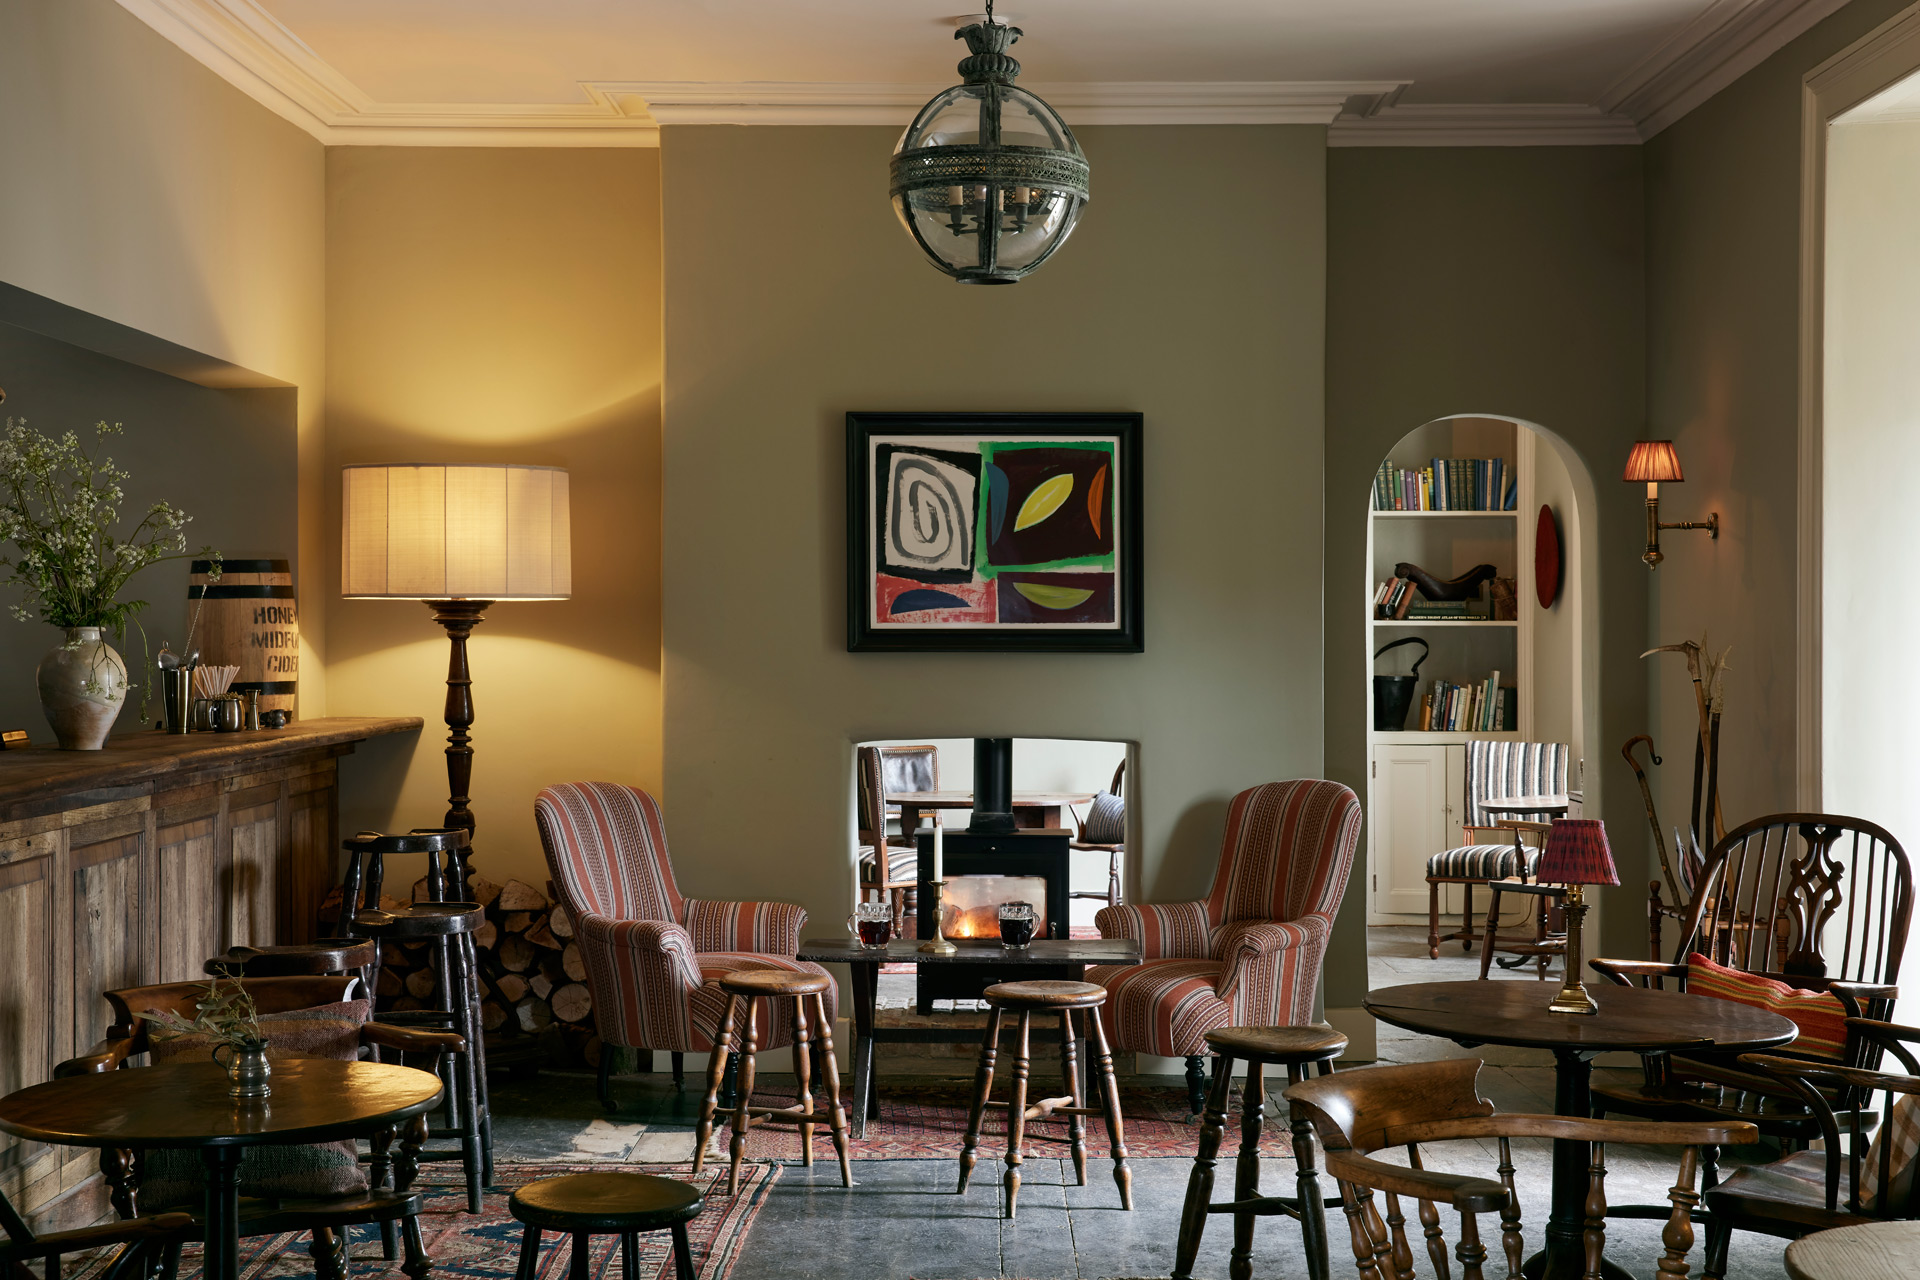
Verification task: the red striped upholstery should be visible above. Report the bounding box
[1091,780,1360,1058]
[537,782,831,1054]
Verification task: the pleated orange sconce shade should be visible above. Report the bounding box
[1622,441,1684,484]
[342,464,572,601]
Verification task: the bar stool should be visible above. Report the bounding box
[206,938,379,981]
[509,1172,702,1280]
[691,969,851,1195]
[1171,1025,1347,1280]
[958,979,1130,1220]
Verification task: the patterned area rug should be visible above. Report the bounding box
[66,1162,776,1280]
[737,1082,1294,1160]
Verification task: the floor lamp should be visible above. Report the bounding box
[342,464,572,855]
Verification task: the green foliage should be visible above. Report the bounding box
[135,974,266,1049]
[0,418,219,632]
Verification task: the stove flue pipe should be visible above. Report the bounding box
[969,737,1017,834]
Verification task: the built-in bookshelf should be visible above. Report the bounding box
[1365,422,1535,744]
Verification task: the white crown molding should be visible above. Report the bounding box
[620,80,1410,126]
[1600,0,1855,138]
[1329,104,1642,147]
[116,0,661,146]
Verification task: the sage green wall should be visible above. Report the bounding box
[661,126,1328,970]
[1323,146,1651,978]
[1645,0,1915,839]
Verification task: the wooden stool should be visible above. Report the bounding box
[354,900,491,1211]
[508,1172,702,1280]
[691,969,851,1195]
[958,980,1131,1220]
[1171,1025,1347,1280]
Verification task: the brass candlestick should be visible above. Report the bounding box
[918,879,958,954]
[1547,884,1599,1015]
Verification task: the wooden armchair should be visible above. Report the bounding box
[0,1188,192,1280]
[1069,759,1127,912]
[1590,814,1910,1181]
[1284,1058,1756,1280]
[1697,1018,1920,1278]
[57,976,463,1280]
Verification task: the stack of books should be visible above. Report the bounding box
[1374,578,1491,620]
[1372,457,1518,512]
[1418,671,1517,732]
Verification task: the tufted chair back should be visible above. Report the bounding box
[535,782,684,925]
[1203,779,1362,927]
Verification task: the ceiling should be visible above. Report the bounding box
[121,0,1847,145]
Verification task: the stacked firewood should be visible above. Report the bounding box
[319,876,603,1067]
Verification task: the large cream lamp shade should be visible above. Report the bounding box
[342,464,571,600]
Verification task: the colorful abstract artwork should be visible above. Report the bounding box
[848,413,1142,652]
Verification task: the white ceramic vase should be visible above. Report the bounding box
[36,626,127,750]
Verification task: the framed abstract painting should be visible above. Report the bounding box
[846,411,1143,652]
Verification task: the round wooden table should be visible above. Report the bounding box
[1785,1221,1920,1280]
[1365,980,1796,1280]
[0,1059,443,1280]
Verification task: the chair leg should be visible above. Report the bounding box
[1088,1005,1131,1210]
[1229,1061,1264,1280]
[693,994,740,1177]
[1173,1051,1237,1280]
[308,1229,345,1280]
[729,999,760,1197]
[1701,1217,1732,1280]
[1003,1010,1032,1220]
[813,990,853,1187]
[789,993,815,1167]
[672,1051,685,1092]
[1185,1055,1208,1116]
[569,1233,590,1280]
[958,1007,1003,1194]
[670,1223,697,1280]
[598,1045,618,1114]
[1061,1009,1087,1187]
[620,1233,639,1280]
[1289,1062,1334,1280]
[1460,883,1475,952]
[1427,878,1443,959]
[1478,887,1501,980]
[513,1226,542,1280]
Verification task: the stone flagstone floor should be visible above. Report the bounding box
[485,927,1796,1280]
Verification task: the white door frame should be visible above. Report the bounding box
[1798,2,1920,807]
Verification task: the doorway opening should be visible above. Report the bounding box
[1360,414,1595,984]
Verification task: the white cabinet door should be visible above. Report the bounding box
[1369,744,1464,917]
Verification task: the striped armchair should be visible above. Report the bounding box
[535,782,836,1112]
[1088,780,1362,1114]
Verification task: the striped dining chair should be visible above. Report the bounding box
[1089,780,1362,1115]
[1424,740,1569,959]
[535,782,835,1112]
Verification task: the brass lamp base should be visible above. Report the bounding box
[1547,885,1599,1016]
[918,879,958,954]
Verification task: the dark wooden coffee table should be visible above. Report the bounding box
[797,936,1142,1137]
[0,1059,443,1280]
[1365,980,1796,1280]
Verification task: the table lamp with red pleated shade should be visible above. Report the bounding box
[1537,819,1617,1015]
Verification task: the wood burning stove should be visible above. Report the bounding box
[914,738,1077,1012]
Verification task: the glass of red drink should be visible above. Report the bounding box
[848,902,894,949]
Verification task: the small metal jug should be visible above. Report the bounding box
[213,1040,272,1100]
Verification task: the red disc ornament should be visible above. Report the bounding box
[1535,505,1562,609]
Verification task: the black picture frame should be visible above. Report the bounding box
[846,411,1143,653]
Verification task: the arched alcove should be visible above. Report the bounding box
[1360,414,1602,955]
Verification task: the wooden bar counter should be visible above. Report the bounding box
[0,715,421,1226]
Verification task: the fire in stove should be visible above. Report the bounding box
[940,875,1049,940]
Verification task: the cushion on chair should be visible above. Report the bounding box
[1426,844,1535,880]
[1860,1092,1920,1211]
[856,844,917,887]
[684,899,807,955]
[1087,959,1230,1059]
[140,999,373,1205]
[1684,952,1848,1061]
[1081,791,1126,845]
[688,955,839,1054]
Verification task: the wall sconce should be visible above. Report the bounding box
[1623,440,1718,568]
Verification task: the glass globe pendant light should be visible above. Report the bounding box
[890,2,1090,284]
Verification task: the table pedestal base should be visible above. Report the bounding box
[1519,1048,1634,1280]
[200,1145,244,1280]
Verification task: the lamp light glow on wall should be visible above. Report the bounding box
[342,463,572,853]
[1622,440,1719,568]
[890,0,1089,285]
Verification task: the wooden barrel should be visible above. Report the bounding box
[189,559,298,718]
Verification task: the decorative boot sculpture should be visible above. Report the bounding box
[1394,562,1498,602]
